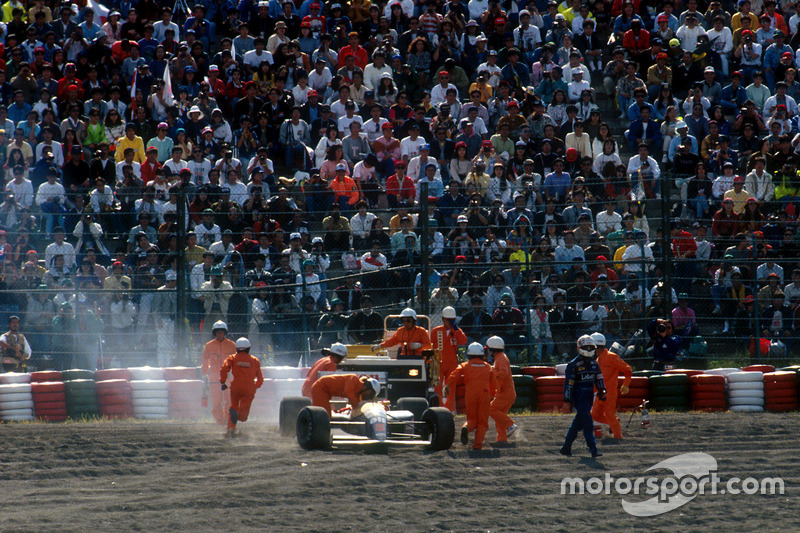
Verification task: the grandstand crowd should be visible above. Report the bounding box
[2,0,800,369]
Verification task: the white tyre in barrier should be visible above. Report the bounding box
[129,379,169,390]
[261,366,305,379]
[729,397,765,406]
[0,392,33,403]
[729,389,765,399]
[0,407,34,416]
[0,383,32,394]
[128,367,166,381]
[131,398,170,408]
[0,373,31,384]
[133,406,170,415]
[729,381,765,389]
[136,414,169,420]
[130,389,169,400]
[728,371,764,383]
[0,400,34,410]
[730,405,765,412]
[555,364,568,376]
[1,413,35,421]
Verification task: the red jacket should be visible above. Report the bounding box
[671,230,698,258]
[622,29,650,52]
[337,45,369,70]
[385,173,416,201]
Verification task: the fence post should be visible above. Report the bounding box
[420,181,430,314]
[176,185,187,365]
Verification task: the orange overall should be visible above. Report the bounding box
[489,351,516,442]
[202,337,236,424]
[302,356,339,397]
[447,358,495,449]
[220,351,264,429]
[310,374,369,417]
[431,324,467,410]
[591,347,632,438]
[380,325,431,358]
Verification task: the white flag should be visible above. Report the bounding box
[163,62,174,107]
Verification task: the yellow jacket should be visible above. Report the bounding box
[115,135,146,164]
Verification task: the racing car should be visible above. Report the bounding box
[294,400,455,451]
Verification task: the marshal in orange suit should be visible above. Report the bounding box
[590,332,632,439]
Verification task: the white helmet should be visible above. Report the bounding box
[325,342,348,358]
[235,337,251,350]
[212,320,228,332]
[442,306,457,319]
[591,332,606,347]
[486,336,505,350]
[367,378,381,396]
[400,308,417,320]
[577,334,597,358]
[467,342,485,357]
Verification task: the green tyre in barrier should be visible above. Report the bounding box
[62,370,97,381]
[649,385,690,397]
[632,370,665,377]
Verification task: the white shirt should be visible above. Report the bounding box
[363,64,393,91]
[763,94,799,117]
[567,79,590,102]
[706,27,733,54]
[36,141,63,167]
[337,114,363,133]
[676,24,706,52]
[227,181,249,207]
[596,210,623,234]
[35,181,65,206]
[45,241,76,270]
[431,83,458,106]
[5,178,33,208]
[350,211,377,239]
[116,160,142,182]
[363,118,389,142]
[195,223,221,248]
[621,242,655,272]
[188,159,212,185]
[308,67,332,93]
[153,20,180,42]
[163,158,188,177]
[581,305,607,330]
[384,0,415,18]
[401,136,426,159]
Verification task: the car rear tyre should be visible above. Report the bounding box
[422,407,455,451]
[296,406,330,450]
[280,396,311,436]
[396,397,429,420]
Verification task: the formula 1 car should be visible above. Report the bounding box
[293,400,455,451]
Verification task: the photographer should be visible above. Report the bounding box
[733,29,762,84]
[647,318,682,371]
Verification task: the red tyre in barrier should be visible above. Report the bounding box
[691,391,726,401]
[537,393,563,403]
[37,414,67,421]
[763,371,796,383]
[624,386,650,397]
[628,377,649,388]
[95,369,132,381]
[764,387,797,399]
[163,367,199,381]
[666,369,704,377]
[30,371,62,382]
[690,383,726,392]
[521,366,556,377]
[691,398,727,408]
[690,374,726,385]
[537,401,567,412]
[535,376,565,385]
[100,404,134,417]
[536,386,564,396]
[31,382,65,393]
[765,401,799,412]
[34,400,67,410]
[743,364,776,373]
[32,391,67,403]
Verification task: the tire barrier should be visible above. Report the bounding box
[535,376,567,412]
[763,372,799,412]
[742,364,776,374]
[249,375,305,422]
[32,381,67,421]
[520,366,557,377]
[30,370,62,383]
[554,364,567,376]
[130,380,169,420]
[512,374,535,410]
[665,369,705,377]
[617,376,650,411]
[128,367,166,381]
[64,379,99,418]
[168,379,204,419]
[163,367,200,381]
[632,370,665,378]
[728,371,765,412]
[61,369,96,381]
[689,374,727,412]
[261,366,307,380]
[649,374,690,411]
[0,372,31,385]
[96,379,133,419]
[95,368,132,381]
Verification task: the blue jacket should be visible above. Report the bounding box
[564,355,605,403]
[653,335,681,364]
[627,118,663,145]
[764,43,793,73]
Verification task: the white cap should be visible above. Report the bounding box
[442,306,456,319]
[312,236,324,244]
[590,332,606,346]
[519,9,530,16]
[235,337,251,350]
[327,342,348,357]
[367,377,381,396]
[290,232,302,240]
[486,336,505,350]
[457,215,469,223]
[572,67,582,75]
[704,66,715,74]
[467,342,484,356]
[676,121,688,129]
[212,320,228,331]
[400,307,417,319]
[165,271,177,281]
[336,162,348,171]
